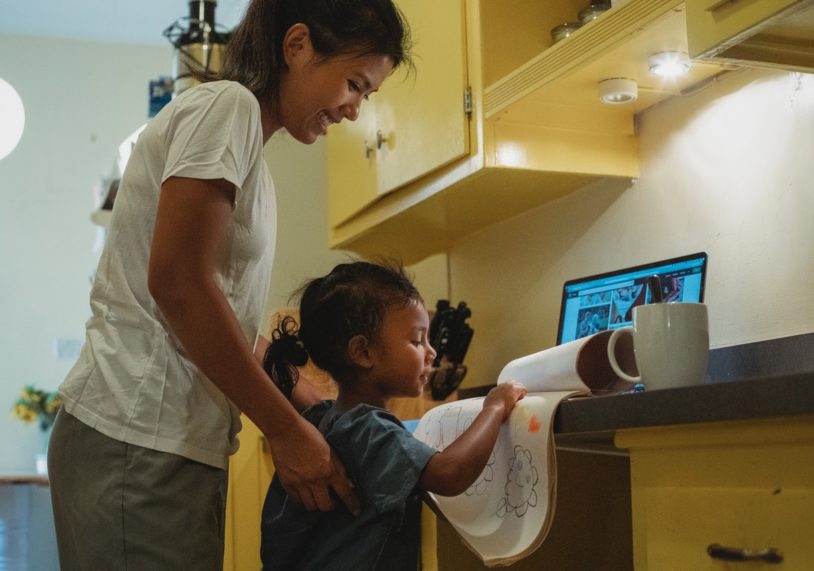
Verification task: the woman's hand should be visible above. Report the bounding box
[483,380,527,422]
[268,416,360,515]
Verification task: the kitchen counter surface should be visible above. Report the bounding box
[458,334,814,453]
[460,371,813,453]
[553,372,814,452]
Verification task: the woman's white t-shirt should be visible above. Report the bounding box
[60,81,276,469]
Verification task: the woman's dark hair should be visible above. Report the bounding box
[199,0,412,105]
[264,260,422,396]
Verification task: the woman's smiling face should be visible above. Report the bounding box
[276,24,394,144]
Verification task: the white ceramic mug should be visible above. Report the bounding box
[606,302,709,390]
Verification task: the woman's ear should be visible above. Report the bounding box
[348,334,374,369]
[282,22,313,67]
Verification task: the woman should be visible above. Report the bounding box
[48,1,411,568]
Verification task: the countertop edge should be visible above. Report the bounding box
[459,373,814,441]
[553,372,814,435]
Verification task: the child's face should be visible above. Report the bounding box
[369,300,436,400]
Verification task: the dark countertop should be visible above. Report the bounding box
[555,373,814,454]
[461,333,814,453]
[555,372,814,436]
[461,372,814,454]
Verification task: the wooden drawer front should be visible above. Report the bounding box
[643,486,813,570]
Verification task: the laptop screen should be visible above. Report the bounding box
[556,252,708,345]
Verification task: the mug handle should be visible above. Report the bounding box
[607,327,640,383]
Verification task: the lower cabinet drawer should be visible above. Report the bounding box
[643,486,813,570]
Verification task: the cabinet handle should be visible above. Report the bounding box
[707,544,783,563]
[376,130,389,150]
[364,131,390,158]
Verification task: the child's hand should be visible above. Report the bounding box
[483,380,527,422]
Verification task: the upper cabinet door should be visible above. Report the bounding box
[326,0,469,228]
[374,0,470,194]
[326,100,380,228]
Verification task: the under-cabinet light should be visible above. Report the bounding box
[649,52,691,78]
[598,78,638,104]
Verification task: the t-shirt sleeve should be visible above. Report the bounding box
[328,407,438,515]
[161,83,262,200]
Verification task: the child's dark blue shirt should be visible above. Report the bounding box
[260,401,438,570]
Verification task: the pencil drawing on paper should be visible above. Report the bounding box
[466,446,495,496]
[495,444,539,518]
[417,400,497,496]
[417,405,464,449]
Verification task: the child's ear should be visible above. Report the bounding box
[348,334,374,369]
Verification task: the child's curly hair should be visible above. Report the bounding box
[264,260,422,397]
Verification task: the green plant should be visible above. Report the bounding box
[12,385,62,431]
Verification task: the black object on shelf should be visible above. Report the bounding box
[428,364,468,402]
[428,300,474,400]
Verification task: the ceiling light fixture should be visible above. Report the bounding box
[598,78,638,105]
[649,51,691,78]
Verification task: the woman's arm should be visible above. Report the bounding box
[418,381,527,496]
[148,176,358,514]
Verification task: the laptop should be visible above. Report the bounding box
[556,252,708,345]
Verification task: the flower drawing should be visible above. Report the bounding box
[495,445,539,518]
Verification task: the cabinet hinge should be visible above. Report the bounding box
[464,86,473,116]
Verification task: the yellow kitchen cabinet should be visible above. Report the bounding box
[686,0,814,72]
[327,0,730,264]
[326,97,381,227]
[615,415,814,570]
[223,416,274,571]
[326,0,470,228]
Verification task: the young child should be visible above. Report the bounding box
[260,261,526,570]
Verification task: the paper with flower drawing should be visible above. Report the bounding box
[414,330,634,567]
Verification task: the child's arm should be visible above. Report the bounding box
[419,381,527,496]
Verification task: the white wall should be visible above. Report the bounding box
[0,35,171,474]
[451,69,814,388]
[261,136,346,316]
